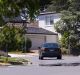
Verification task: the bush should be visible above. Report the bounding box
[61,48,69,55]
[71,44,80,56]
[0,26,25,52]
[26,38,32,52]
[22,38,32,53]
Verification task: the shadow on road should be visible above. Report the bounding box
[39,62,80,66]
[41,58,64,60]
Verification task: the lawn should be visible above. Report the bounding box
[0,56,29,66]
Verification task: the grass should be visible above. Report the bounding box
[0,56,29,65]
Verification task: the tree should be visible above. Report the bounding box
[54,0,80,54]
[46,0,69,12]
[0,0,40,23]
[55,10,79,50]
[0,0,55,24]
[40,0,52,11]
[0,26,24,51]
[60,32,69,48]
[46,0,80,12]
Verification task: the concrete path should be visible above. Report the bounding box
[8,51,38,58]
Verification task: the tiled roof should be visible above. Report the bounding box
[27,27,57,35]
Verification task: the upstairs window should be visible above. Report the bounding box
[50,16,54,25]
[45,16,54,25]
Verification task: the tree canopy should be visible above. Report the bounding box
[0,0,40,22]
[0,26,32,52]
[47,0,80,12]
[0,0,53,22]
[53,0,80,53]
[40,0,52,11]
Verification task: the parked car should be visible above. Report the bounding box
[38,43,62,60]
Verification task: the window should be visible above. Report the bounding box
[45,16,50,25]
[50,16,54,25]
[45,16,54,25]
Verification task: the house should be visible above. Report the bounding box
[38,12,60,33]
[4,12,60,50]
[27,12,61,49]
[27,27,58,50]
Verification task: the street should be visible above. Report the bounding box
[1,53,80,75]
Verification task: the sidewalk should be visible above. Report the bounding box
[8,50,38,57]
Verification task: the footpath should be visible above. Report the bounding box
[8,50,38,57]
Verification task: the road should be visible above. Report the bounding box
[1,53,80,75]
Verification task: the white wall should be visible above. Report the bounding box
[38,13,60,33]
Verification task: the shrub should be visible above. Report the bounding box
[26,38,32,52]
[61,48,69,55]
[0,26,25,51]
[22,38,32,53]
[71,44,80,56]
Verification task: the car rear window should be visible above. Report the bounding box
[42,43,59,48]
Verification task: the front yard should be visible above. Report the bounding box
[0,56,30,66]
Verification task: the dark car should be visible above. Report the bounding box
[38,43,62,60]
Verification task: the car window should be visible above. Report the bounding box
[42,43,59,48]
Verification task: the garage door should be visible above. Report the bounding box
[27,35,45,50]
[46,35,58,43]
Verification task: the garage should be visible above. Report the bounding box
[27,34,45,50]
[27,27,58,50]
[46,35,58,43]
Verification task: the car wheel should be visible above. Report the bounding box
[57,55,62,59]
[39,56,43,60]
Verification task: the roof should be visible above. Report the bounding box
[3,16,28,23]
[39,12,61,16]
[27,27,57,35]
[40,12,55,15]
[9,16,27,23]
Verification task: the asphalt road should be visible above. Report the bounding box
[1,54,80,75]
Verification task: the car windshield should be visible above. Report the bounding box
[42,43,59,48]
